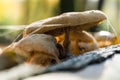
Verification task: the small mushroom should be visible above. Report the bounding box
[13,34,60,66]
[70,31,99,55]
[23,10,107,56]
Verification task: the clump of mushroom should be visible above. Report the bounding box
[0,10,107,67]
[23,10,106,55]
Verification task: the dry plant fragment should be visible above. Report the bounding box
[13,34,60,66]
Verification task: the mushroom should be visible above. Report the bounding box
[23,10,107,56]
[1,34,60,66]
[70,31,99,55]
[13,34,60,66]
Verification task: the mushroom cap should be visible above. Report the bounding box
[13,34,60,65]
[23,10,107,37]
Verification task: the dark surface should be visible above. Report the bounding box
[42,44,120,74]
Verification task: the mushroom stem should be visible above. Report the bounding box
[63,28,70,56]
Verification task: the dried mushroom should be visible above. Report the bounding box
[13,34,60,66]
[23,10,106,55]
[0,10,107,68]
[70,31,99,55]
[1,34,60,66]
[23,10,106,36]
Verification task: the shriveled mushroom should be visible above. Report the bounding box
[13,34,60,66]
[23,10,107,56]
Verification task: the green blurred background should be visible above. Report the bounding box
[0,0,120,46]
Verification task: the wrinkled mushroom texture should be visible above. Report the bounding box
[14,34,60,66]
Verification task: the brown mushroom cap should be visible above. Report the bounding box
[23,10,107,37]
[13,34,60,65]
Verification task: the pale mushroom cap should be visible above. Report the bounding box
[23,10,107,36]
[42,10,107,25]
[13,34,59,59]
